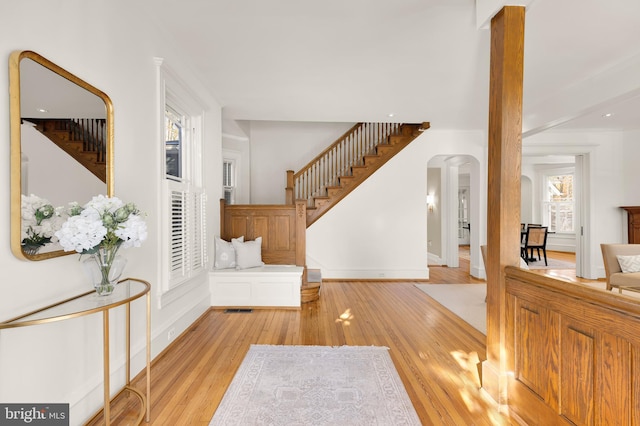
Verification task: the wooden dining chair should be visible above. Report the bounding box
[521,226,548,265]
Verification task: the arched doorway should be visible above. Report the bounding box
[427,155,483,278]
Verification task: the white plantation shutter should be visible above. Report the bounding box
[168,183,206,289]
[188,189,206,272]
[169,189,186,283]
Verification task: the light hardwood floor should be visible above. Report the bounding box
[91,249,598,425]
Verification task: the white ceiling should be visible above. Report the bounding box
[142,0,640,137]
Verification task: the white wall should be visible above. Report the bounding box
[622,130,640,204]
[249,121,354,203]
[0,2,221,423]
[307,130,487,279]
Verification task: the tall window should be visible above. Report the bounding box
[543,173,574,233]
[223,159,235,204]
[165,106,183,180]
[158,60,207,296]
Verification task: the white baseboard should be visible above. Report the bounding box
[428,252,443,265]
[320,268,429,280]
[70,288,211,423]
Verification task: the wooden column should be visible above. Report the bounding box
[482,6,525,406]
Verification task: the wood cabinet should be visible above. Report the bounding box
[621,206,640,243]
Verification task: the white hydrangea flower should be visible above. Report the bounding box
[85,194,124,215]
[56,214,107,253]
[115,214,148,248]
[20,194,62,250]
[55,195,146,255]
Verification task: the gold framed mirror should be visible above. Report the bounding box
[10,50,114,261]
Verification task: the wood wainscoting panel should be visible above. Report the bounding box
[596,333,631,425]
[229,216,248,238]
[252,215,269,245]
[561,322,594,425]
[505,267,640,425]
[271,215,292,251]
[220,200,306,267]
[516,301,559,409]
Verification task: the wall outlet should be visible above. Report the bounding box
[167,327,176,341]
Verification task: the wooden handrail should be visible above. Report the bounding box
[25,117,107,162]
[73,118,107,163]
[290,122,403,205]
[294,122,362,181]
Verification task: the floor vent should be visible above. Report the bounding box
[224,308,253,313]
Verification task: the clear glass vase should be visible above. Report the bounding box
[82,246,127,296]
[21,243,42,256]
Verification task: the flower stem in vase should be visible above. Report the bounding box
[84,245,127,296]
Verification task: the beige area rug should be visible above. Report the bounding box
[415,282,640,338]
[209,345,421,426]
[415,284,487,335]
[525,257,576,269]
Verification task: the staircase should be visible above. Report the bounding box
[24,118,107,183]
[286,121,429,227]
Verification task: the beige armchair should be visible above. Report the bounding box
[600,243,640,291]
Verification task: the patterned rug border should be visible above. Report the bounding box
[210,344,421,425]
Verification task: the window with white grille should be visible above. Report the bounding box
[542,172,574,233]
[157,58,207,296]
[223,159,235,204]
[165,106,183,180]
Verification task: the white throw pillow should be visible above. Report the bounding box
[214,236,244,269]
[232,237,264,269]
[616,254,640,273]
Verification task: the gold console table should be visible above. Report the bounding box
[0,278,151,425]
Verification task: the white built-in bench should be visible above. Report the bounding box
[209,265,304,308]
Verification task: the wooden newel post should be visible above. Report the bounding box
[286,170,294,205]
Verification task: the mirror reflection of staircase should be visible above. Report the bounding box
[24,117,107,182]
[290,121,429,302]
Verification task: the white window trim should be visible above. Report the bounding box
[222,148,242,204]
[155,58,208,308]
[223,158,236,204]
